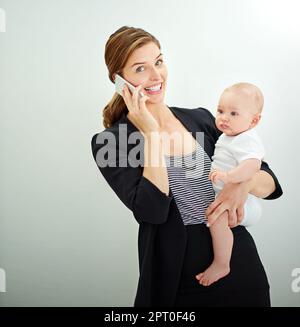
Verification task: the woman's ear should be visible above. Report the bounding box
[250,113,261,128]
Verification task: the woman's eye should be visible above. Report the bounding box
[156,59,163,66]
[136,66,145,73]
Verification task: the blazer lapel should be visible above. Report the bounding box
[168,107,199,139]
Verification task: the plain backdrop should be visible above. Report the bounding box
[0,0,299,306]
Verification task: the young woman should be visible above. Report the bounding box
[91,26,282,307]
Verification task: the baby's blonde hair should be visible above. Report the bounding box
[224,82,264,113]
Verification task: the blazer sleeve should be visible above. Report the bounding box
[201,107,283,200]
[260,161,283,200]
[91,133,173,225]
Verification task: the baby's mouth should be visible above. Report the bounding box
[220,123,229,129]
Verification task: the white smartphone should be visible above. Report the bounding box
[114,74,144,98]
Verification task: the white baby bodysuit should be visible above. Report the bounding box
[211,127,265,226]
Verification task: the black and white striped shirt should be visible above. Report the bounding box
[164,141,215,225]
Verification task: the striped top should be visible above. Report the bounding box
[164,141,215,225]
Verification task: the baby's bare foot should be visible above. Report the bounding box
[196,262,230,286]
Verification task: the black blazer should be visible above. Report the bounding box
[91,107,283,307]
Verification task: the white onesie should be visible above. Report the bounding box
[211,127,265,227]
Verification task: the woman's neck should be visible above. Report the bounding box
[147,102,173,128]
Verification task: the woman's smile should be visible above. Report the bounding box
[144,82,163,95]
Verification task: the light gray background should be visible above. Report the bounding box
[0,0,299,306]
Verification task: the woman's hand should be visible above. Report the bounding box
[122,84,159,136]
[206,181,250,227]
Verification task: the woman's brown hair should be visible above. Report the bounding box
[102,26,161,128]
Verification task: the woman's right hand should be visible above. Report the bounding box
[206,181,249,227]
[122,84,160,136]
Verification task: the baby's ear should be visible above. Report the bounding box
[251,113,261,127]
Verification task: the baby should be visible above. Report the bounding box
[197,82,265,287]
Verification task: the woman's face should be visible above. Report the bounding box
[121,42,168,105]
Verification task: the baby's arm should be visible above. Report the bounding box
[210,159,261,184]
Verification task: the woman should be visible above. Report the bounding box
[91,26,283,307]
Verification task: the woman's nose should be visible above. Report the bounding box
[149,67,161,80]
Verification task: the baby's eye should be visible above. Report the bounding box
[136,66,145,73]
[156,59,163,66]
[217,109,223,114]
[231,111,238,116]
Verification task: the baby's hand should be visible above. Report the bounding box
[209,170,229,184]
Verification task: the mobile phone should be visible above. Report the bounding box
[114,74,144,98]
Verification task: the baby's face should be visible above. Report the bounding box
[216,91,260,136]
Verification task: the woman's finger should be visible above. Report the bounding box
[132,85,142,110]
[122,85,134,112]
[139,94,150,110]
[237,206,244,224]
[206,197,221,216]
[207,203,227,227]
[228,208,237,227]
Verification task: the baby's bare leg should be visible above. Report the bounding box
[196,211,233,286]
